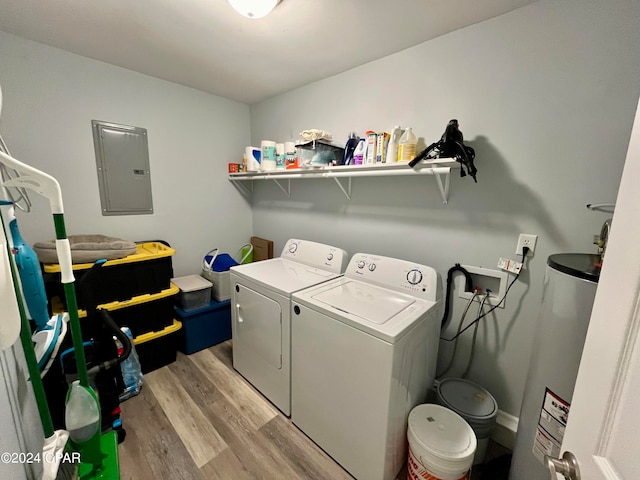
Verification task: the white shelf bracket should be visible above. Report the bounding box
[333,177,352,200]
[433,169,451,204]
[231,179,253,197]
[272,178,291,197]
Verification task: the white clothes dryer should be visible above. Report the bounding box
[230,239,347,416]
[291,253,442,480]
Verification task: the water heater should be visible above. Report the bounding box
[509,254,601,480]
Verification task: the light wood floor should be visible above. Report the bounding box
[117,340,505,479]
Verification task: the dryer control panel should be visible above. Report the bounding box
[345,253,442,302]
[281,239,348,274]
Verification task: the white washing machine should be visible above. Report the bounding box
[291,253,443,480]
[230,239,347,416]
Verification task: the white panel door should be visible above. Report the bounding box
[554,98,640,479]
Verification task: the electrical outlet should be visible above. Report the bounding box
[516,234,537,256]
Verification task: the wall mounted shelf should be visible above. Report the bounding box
[228,159,460,204]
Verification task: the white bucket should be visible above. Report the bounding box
[407,404,476,480]
[436,378,498,465]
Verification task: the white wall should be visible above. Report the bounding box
[249,0,640,417]
[0,32,253,276]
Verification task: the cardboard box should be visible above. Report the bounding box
[251,236,274,262]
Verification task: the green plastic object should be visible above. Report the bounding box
[77,430,120,480]
[0,148,120,479]
[241,244,253,264]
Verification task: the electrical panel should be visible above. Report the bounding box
[92,120,153,216]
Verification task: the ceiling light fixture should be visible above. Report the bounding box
[227,0,279,19]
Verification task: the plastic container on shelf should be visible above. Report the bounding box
[386,126,402,163]
[342,132,360,165]
[365,132,377,165]
[285,142,298,169]
[296,140,345,166]
[352,138,366,165]
[398,127,417,162]
[245,146,261,171]
[261,140,277,171]
[276,143,286,169]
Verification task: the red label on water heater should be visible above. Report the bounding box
[532,388,570,464]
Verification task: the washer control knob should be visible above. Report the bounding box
[327,253,334,261]
[407,269,423,285]
[288,243,298,253]
[357,260,366,269]
[368,263,376,272]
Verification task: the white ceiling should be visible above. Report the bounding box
[0,0,537,104]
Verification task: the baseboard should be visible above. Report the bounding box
[491,410,518,450]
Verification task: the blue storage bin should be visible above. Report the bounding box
[175,299,231,354]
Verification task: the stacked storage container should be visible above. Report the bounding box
[171,275,232,354]
[44,242,182,374]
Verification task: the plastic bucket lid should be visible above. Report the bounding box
[436,378,498,438]
[408,404,476,479]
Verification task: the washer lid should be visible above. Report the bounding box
[231,258,338,295]
[311,280,415,324]
[437,378,497,419]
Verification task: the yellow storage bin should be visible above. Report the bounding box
[43,242,176,309]
[133,319,182,373]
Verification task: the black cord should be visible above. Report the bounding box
[440,247,529,342]
[441,264,474,328]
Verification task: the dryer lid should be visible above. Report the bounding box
[231,258,338,294]
[311,280,415,324]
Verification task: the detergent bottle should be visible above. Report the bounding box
[386,126,402,163]
[352,138,366,165]
[398,127,417,162]
[342,132,360,165]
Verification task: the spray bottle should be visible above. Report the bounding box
[398,127,417,162]
[386,126,402,163]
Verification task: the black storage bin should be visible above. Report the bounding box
[98,284,179,338]
[43,242,175,309]
[133,319,182,373]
